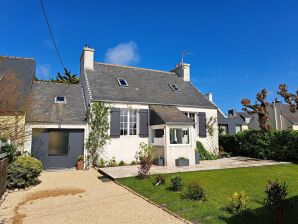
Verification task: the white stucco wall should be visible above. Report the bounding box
[292,125,298,130]
[99,103,149,163]
[177,107,219,154]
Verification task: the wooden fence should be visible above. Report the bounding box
[0,153,8,198]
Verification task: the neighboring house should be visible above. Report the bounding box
[218,109,250,135]
[247,101,298,130]
[24,81,87,169]
[80,46,219,167]
[0,56,35,149]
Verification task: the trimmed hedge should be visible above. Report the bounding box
[219,130,298,162]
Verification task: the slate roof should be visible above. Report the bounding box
[150,105,194,125]
[280,104,298,124]
[26,81,86,124]
[0,56,35,114]
[85,62,216,109]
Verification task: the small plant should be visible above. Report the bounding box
[107,157,117,167]
[98,158,106,167]
[77,155,84,161]
[135,143,155,178]
[118,160,126,166]
[196,141,218,160]
[227,191,249,214]
[182,181,206,201]
[7,155,43,189]
[265,179,288,224]
[170,175,183,191]
[154,174,166,186]
[1,144,16,157]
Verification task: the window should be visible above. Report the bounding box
[118,78,128,87]
[48,130,69,156]
[185,112,196,122]
[169,84,180,91]
[55,96,66,104]
[219,125,228,135]
[120,109,137,135]
[154,129,164,138]
[235,125,242,134]
[170,128,189,144]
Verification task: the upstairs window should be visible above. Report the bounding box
[118,78,128,87]
[55,96,66,104]
[169,84,180,91]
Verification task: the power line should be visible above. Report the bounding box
[40,0,65,71]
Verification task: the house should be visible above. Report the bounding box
[79,46,219,167]
[3,46,219,169]
[0,56,35,149]
[218,101,298,134]
[218,109,250,135]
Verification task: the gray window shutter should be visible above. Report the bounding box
[198,112,207,138]
[110,108,120,138]
[139,109,149,137]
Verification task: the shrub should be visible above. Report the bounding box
[7,155,43,189]
[135,143,155,178]
[118,160,126,166]
[130,160,138,165]
[97,158,106,167]
[227,191,249,214]
[154,174,166,186]
[107,157,117,167]
[265,179,288,224]
[182,181,206,201]
[219,130,298,162]
[170,175,183,191]
[1,144,16,157]
[196,141,218,160]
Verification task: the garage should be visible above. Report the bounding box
[31,129,84,169]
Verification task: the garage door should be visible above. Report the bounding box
[31,129,84,169]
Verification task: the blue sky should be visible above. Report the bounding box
[1,0,298,113]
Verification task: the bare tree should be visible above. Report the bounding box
[241,89,271,131]
[278,84,298,113]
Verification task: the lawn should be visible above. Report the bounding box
[118,164,298,224]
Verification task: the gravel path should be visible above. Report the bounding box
[0,169,184,224]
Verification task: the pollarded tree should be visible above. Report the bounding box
[278,84,298,113]
[241,89,271,131]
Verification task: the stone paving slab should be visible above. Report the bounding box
[99,157,291,179]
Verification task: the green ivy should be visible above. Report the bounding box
[86,102,110,168]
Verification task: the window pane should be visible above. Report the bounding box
[170,128,189,144]
[49,131,69,156]
[235,125,242,133]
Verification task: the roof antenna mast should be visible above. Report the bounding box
[181,50,193,64]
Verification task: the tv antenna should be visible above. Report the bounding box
[181,50,194,64]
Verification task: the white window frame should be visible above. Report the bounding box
[55,96,66,104]
[120,109,137,136]
[169,84,181,91]
[118,78,129,87]
[169,128,191,145]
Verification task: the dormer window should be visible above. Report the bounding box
[169,84,180,91]
[55,96,66,104]
[118,78,128,87]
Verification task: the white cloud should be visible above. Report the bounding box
[36,64,51,80]
[104,41,139,65]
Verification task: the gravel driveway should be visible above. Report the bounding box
[0,170,184,224]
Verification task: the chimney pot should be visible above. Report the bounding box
[171,63,190,82]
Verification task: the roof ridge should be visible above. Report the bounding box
[0,55,34,60]
[94,62,175,75]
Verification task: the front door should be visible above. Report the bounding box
[32,129,84,169]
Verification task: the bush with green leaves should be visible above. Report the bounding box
[107,157,117,167]
[118,160,126,166]
[7,155,43,189]
[170,175,183,191]
[135,143,155,178]
[182,181,206,201]
[265,179,288,224]
[1,144,16,160]
[154,174,166,186]
[219,130,298,162]
[196,141,218,160]
[227,191,249,214]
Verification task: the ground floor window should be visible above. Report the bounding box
[219,125,228,135]
[48,130,69,156]
[235,125,242,134]
[120,109,137,135]
[170,128,189,144]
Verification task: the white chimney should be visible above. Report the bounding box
[205,93,213,102]
[80,45,94,74]
[171,63,190,82]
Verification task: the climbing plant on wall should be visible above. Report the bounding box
[206,116,217,136]
[86,102,110,168]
